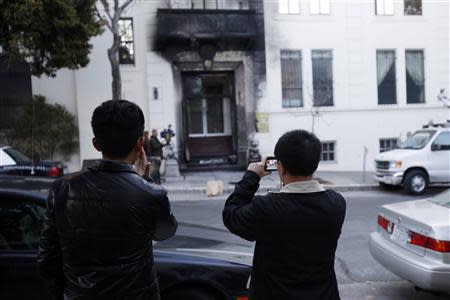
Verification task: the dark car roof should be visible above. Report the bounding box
[0,188,47,202]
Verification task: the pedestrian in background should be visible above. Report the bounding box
[223,130,346,300]
[37,100,177,300]
[149,129,164,184]
[143,130,152,160]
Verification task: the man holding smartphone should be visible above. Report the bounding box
[223,130,346,300]
[38,100,177,300]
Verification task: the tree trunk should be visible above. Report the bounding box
[108,31,121,100]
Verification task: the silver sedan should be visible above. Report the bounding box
[369,189,450,292]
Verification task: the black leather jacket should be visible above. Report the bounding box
[37,160,177,300]
[223,171,346,300]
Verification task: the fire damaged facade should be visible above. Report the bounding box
[30,0,266,172]
[154,2,266,169]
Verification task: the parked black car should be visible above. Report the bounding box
[0,146,64,177]
[0,189,251,300]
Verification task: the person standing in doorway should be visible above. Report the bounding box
[143,130,152,160]
[149,129,164,184]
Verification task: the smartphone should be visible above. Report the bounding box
[265,156,278,172]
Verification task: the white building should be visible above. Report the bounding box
[257,0,449,171]
[28,0,449,172]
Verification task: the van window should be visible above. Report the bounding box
[432,132,450,150]
[398,130,436,150]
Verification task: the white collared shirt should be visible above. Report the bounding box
[279,180,325,193]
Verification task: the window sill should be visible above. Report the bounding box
[320,160,337,164]
[274,14,337,22]
[406,102,427,105]
[120,64,137,71]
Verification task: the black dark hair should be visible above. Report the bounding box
[91,100,145,158]
[274,130,322,176]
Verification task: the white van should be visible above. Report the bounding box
[373,122,450,194]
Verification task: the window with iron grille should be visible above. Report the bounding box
[377,50,397,104]
[118,18,135,65]
[321,141,336,162]
[404,0,422,15]
[376,0,394,15]
[310,0,330,15]
[312,50,333,106]
[406,50,425,104]
[281,50,303,108]
[379,138,398,152]
[279,0,300,14]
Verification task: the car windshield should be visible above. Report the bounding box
[4,148,32,164]
[398,130,436,150]
[429,189,450,208]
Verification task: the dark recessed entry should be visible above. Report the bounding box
[182,72,237,167]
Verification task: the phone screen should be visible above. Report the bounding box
[265,157,278,172]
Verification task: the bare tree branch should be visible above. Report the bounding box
[119,0,135,15]
[94,6,113,32]
[98,0,114,24]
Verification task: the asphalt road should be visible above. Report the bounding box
[155,188,449,300]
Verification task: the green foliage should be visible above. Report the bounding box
[7,95,79,161]
[0,0,103,77]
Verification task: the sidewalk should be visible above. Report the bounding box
[162,170,379,196]
[0,170,380,196]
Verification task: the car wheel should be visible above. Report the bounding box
[404,170,428,195]
[164,287,220,300]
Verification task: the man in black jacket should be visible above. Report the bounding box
[223,130,346,300]
[38,100,177,300]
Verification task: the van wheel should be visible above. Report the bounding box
[404,170,428,195]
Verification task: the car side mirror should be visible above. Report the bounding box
[431,144,441,151]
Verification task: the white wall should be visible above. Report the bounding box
[31,0,450,172]
[259,0,450,171]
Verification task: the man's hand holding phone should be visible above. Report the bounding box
[248,156,277,178]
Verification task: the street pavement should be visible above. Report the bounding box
[162,170,380,198]
[155,188,449,300]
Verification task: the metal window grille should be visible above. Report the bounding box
[406,50,425,104]
[281,50,303,108]
[312,50,333,106]
[379,138,398,152]
[404,0,422,15]
[321,141,336,162]
[118,18,135,65]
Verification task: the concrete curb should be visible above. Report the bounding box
[164,183,381,195]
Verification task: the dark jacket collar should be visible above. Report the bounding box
[89,159,138,174]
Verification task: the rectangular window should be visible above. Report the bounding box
[281,50,303,108]
[312,50,333,106]
[118,18,135,65]
[321,141,336,162]
[406,50,425,104]
[310,0,330,15]
[376,50,397,104]
[279,0,300,14]
[376,0,394,15]
[379,138,398,152]
[404,0,422,15]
